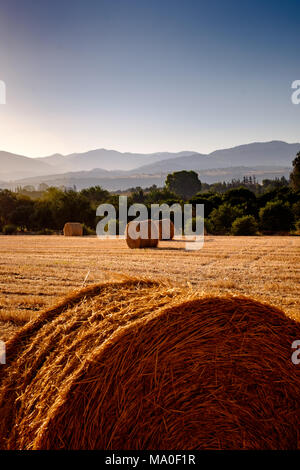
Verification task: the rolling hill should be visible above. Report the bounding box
[130,141,300,174]
[0,151,54,180]
[36,149,196,172]
[0,141,299,190]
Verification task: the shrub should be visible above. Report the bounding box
[2,224,17,235]
[259,201,294,232]
[36,228,55,235]
[189,192,222,217]
[209,203,243,234]
[224,187,257,216]
[231,216,258,236]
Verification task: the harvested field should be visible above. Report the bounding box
[0,235,299,334]
[0,278,299,450]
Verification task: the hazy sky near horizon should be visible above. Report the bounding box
[0,0,299,157]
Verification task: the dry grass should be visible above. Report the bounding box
[0,235,299,334]
[0,321,19,342]
[1,278,299,450]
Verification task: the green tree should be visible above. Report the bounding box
[41,188,93,230]
[209,203,243,234]
[80,186,109,204]
[257,186,298,209]
[231,215,258,235]
[145,187,177,204]
[262,176,289,192]
[10,196,34,231]
[224,187,257,216]
[165,171,201,200]
[30,200,55,231]
[259,201,294,232]
[290,152,300,191]
[189,192,222,217]
[3,224,17,235]
[0,190,17,228]
[131,188,145,204]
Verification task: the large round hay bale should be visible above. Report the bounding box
[125,219,159,248]
[156,219,175,240]
[63,223,83,236]
[0,279,299,450]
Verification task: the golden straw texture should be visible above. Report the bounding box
[0,278,299,450]
[125,220,159,248]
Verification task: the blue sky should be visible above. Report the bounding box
[0,0,299,156]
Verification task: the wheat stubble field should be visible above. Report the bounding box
[0,234,299,341]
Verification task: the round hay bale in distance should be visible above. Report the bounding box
[125,219,159,248]
[63,222,83,237]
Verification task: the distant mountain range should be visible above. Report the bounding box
[0,149,196,181]
[130,141,300,174]
[0,141,299,191]
[36,149,196,173]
